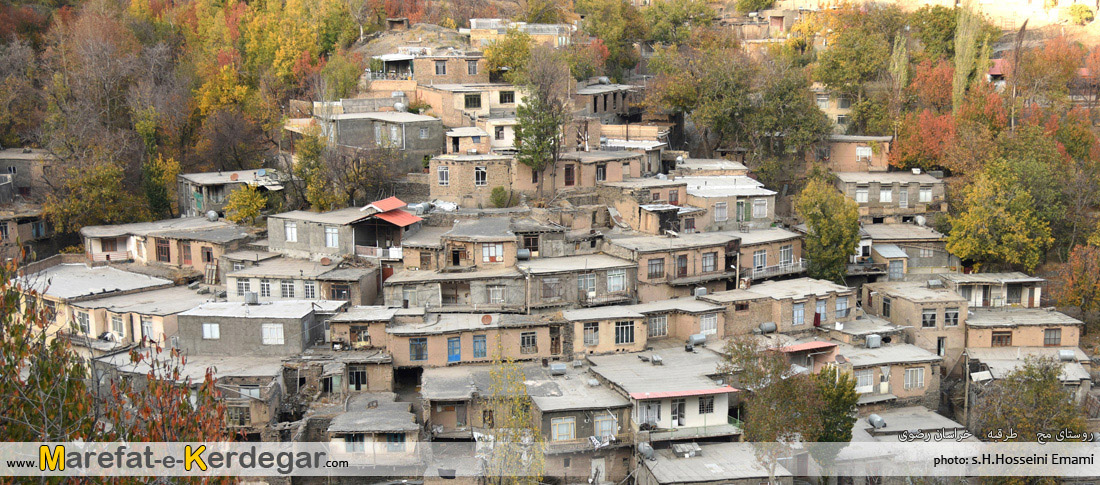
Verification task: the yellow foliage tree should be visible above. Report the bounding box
[196,65,252,116]
[224,183,268,225]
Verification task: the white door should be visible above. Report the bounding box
[590,458,606,484]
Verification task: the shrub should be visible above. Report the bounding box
[490,186,515,208]
[1069,4,1094,25]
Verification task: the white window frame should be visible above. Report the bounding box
[919,187,933,203]
[304,281,317,299]
[260,279,271,298]
[583,322,599,346]
[202,323,220,340]
[607,269,626,292]
[792,302,805,326]
[325,226,339,248]
[111,315,125,337]
[261,323,285,345]
[420,127,430,139]
[879,188,892,203]
[899,188,909,209]
[474,166,487,186]
[856,146,873,160]
[919,248,934,258]
[922,309,937,328]
[752,199,767,219]
[836,297,849,318]
[488,285,505,304]
[648,314,668,337]
[615,320,635,345]
[753,250,766,270]
[284,221,297,242]
[76,311,90,334]
[700,313,718,335]
[236,279,251,297]
[779,244,793,266]
[855,188,868,204]
[438,166,449,186]
[904,367,925,389]
[482,243,504,263]
[551,417,576,441]
[280,280,295,298]
[578,273,596,294]
[701,252,717,273]
[855,368,873,393]
[945,307,959,326]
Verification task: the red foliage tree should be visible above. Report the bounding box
[890,109,957,170]
[909,58,953,112]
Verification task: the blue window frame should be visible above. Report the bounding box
[473,335,487,358]
[448,337,461,363]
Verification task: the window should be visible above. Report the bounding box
[202,323,220,340]
[648,314,668,337]
[5,166,14,174]
[325,227,339,248]
[75,311,90,334]
[702,252,717,273]
[261,324,284,345]
[499,91,515,104]
[472,335,487,358]
[438,166,450,186]
[227,406,251,427]
[564,164,575,186]
[919,248,934,258]
[495,126,505,140]
[487,286,504,304]
[700,313,718,335]
[471,136,481,144]
[921,309,937,328]
[816,300,827,321]
[577,273,596,295]
[201,247,213,263]
[879,188,892,203]
[474,166,487,186]
[683,217,695,232]
[615,320,634,345]
[259,279,271,298]
[699,396,714,414]
[676,254,688,277]
[1044,328,1062,346]
[111,315,125,337]
[330,284,351,300]
[856,146,872,160]
[855,369,873,391]
[668,190,678,205]
[816,94,829,110]
[182,242,192,265]
[100,237,117,252]
[522,234,539,253]
[838,97,851,109]
[596,164,606,182]
[280,280,295,298]
[904,367,925,389]
[882,297,891,318]
[992,331,1012,347]
[714,202,728,222]
[402,288,417,306]
[410,338,428,361]
[551,417,575,441]
[467,60,478,75]
[836,297,849,318]
[420,127,430,139]
[652,191,661,201]
[142,319,154,340]
[919,187,933,203]
[236,279,251,296]
[345,434,365,453]
[594,414,616,438]
[735,302,749,311]
[607,269,626,292]
[232,262,244,271]
[779,245,793,266]
[464,94,481,109]
[945,307,959,326]
[541,278,561,300]
[390,125,399,142]
[482,243,503,263]
[386,433,406,452]
[520,332,537,353]
[284,221,298,242]
[238,385,261,399]
[837,114,850,125]
[753,250,767,270]
[434,60,446,75]
[304,281,317,299]
[855,188,869,203]
[752,199,767,219]
[31,221,45,239]
[793,303,805,325]
[648,258,665,279]
[583,322,599,346]
[155,238,170,262]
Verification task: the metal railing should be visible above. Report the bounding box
[356,246,403,259]
[751,259,806,280]
[88,251,131,262]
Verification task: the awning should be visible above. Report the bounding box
[364,196,406,213]
[373,209,423,228]
[323,362,346,377]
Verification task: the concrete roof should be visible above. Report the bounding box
[828,134,893,143]
[563,297,722,321]
[222,250,280,262]
[420,83,515,93]
[96,348,284,382]
[675,158,748,172]
[327,111,438,123]
[420,365,497,400]
[699,288,771,304]
[965,346,1090,382]
[432,153,513,162]
[563,306,645,321]
[387,313,554,335]
[443,217,515,241]
[830,315,907,336]
[586,347,731,397]
[327,393,419,433]
[721,227,800,246]
[835,342,942,368]
[517,254,634,274]
[965,308,1083,327]
[865,281,966,303]
[639,204,705,215]
[401,226,451,248]
[872,244,908,259]
[15,264,173,300]
[576,83,636,95]
[939,272,1044,284]
[384,266,522,284]
[317,267,376,282]
[179,300,345,319]
[609,233,738,253]
[681,176,776,198]
[603,139,665,150]
[270,207,370,225]
[178,169,283,186]
[847,406,973,444]
[446,127,488,137]
[227,257,346,279]
[560,150,642,164]
[80,217,245,240]
[331,306,399,322]
[600,178,686,189]
[835,171,941,184]
[71,286,213,315]
[861,223,944,241]
[0,147,52,160]
[527,366,632,412]
[642,442,790,483]
[748,277,853,300]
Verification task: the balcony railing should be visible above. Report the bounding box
[751,259,806,280]
[356,246,403,260]
[88,251,131,262]
[546,432,634,453]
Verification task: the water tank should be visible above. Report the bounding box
[758,321,777,334]
[394,101,407,112]
[549,363,567,375]
[656,173,668,180]
[865,334,882,348]
[517,249,531,260]
[686,334,707,347]
[650,355,663,365]
[1059,349,1076,362]
[206,210,219,222]
[694,287,707,297]
[868,414,887,429]
[637,442,656,461]
[597,76,611,85]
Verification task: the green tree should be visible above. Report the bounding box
[952,1,982,114]
[815,366,858,442]
[490,186,515,208]
[749,60,831,157]
[224,183,268,225]
[515,47,571,197]
[575,0,645,81]
[142,154,180,219]
[735,0,774,14]
[910,5,957,60]
[44,163,152,234]
[484,344,545,485]
[795,178,860,284]
[946,158,1053,271]
[293,132,342,211]
[643,0,713,45]
[319,49,364,100]
[969,357,1086,441]
[484,28,533,83]
[813,28,890,99]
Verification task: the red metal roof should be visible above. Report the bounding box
[628,386,738,400]
[988,58,1006,76]
[368,196,406,213]
[778,341,838,353]
[373,209,422,227]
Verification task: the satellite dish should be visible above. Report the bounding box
[257,168,267,177]
[915,215,927,226]
[229,172,239,181]
[320,257,332,266]
[481,314,493,325]
[394,101,407,112]
[206,211,219,222]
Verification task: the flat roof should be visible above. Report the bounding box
[748,277,852,300]
[80,217,245,240]
[600,178,686,189]
[847,406,972,444]
[527,365,632,412]
[71,286,213,315]
[327,111,439,123]
[835,342,941,368]
[830,315,905,336]
[179,300,345,319]
[728,227,801,246]
[828,134,893,143]
[327,393,419,433]
[270,207,370,225]
[446,127,488,137]
[387,313,554,335]
[384,266,522,284]
[179,169,283,186]
[675,158,748,172]
[603,139,665,150]
[443,217,515,241]
[587,347,733,397]
[861,224,944,241]
[15,264,173,300]
[865,281,966,303]
[609,232,738,252]
[699,288,771,304]
[401,226,451,248]
[560,150,642,163]
[331,306,398,323]
[421,83,516,93]
[96,348,285,382]
[576,83,636,95]
[939,272,1044,284]
[563,297,722,321]
[433,153,514,162]
[835,171,941,184]
[227,257,347,279]
[0,148,52,160]
[642,442,790,483]
[966,346,1090,382]
[966,308,1083,327]
[420,365,497,400]
[517,254,634,274]
[681,176,776,198]
[222,250,280,262]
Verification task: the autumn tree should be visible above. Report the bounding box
[484,28,533,83]
[748,59,831,158]
[909,5,957,60]
[294,131,342,211]
[565,39,609,81]
[1053,245,1100,327]
[574,0,645,81]
[224,183,268,225]
[795,177,860,284]
[813,23,890,100]
[735,0,774,14]
[518,0,571,24]
[643,0,713,45]
[969,357,1086,440]
[946,158,1053,272]
[484,345,545,485]
[890,109,957,170]
[952,1,982,114]
[45,163,152,234]
[515,47,571,197]
[0,39,43,147]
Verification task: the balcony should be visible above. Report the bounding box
[546,432,634,454]
[88,251,132,263]
[643,423,741,442]
[750,259,806,280]
[847,261,887,276]
[580,290,633,307]
[356,246,403,260]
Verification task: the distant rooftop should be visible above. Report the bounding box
[517,253,634,274]
[966,346,1090,382]
[939,272,1044,285]
[331,306,399,323]
[577,83,636,95]
[178,169,284,186]
[0,147,53,161]
[865,281,966,303]
[15,263,172,301]
[835,171,941,184]
[401,226,451,249]
[828,134,893,143]
[674,158,748,172]
[80,217,251,243]
[608,232,738,253]
[602,139,665,150]
[179,300,345,319]
[862,224,944,241]
[385,266,522,284]
[327,393,419,433]
[227,257,349,279]
[729,227,801,246]
[681,176,776,198]
[324,111,438,123]
[71,286,213,316]
[96,347,285,382]
[600,177,685,189]
[642,441,791,484]
[966,308,1082,328]
[387,312,555,335]
[270,207,371,225]
[560,150,642,164]
[587,347,733,398]
[834,342,941,368]
[846,406,972,445]
[563,297,722,321]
